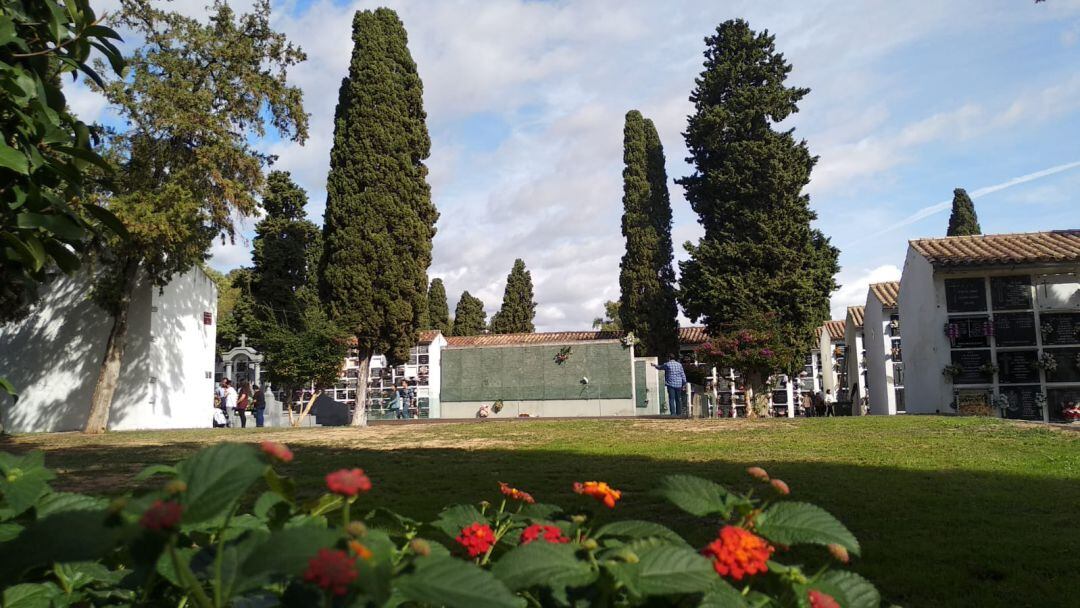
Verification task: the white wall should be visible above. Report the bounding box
[818,329,837,397]
[441,398,637,419]
[864,292,897,415]
[899,248,951,414]
[844,319,865,405]
[0,267,216,432]
[426,334,446,418]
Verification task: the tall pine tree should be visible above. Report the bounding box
[677,19,839,415]
[617,110,679,357]
[426,278,451,335]
[252,172,320,317]
[946,188,981,236]
[452,291,487,336]
[490,259,536,334]
[319,9,437,426]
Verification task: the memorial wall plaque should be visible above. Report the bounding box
[998,350,1039,384]
[949,316,991,348]
[993,312,1037,347]
[945,278,987,313]
[951,349,992,384]
[1047,387,1080,423]
[990,276,1032,310]
[1045,348,1080,384]
[1000,386,1042,421]
[1039,313,1080,346]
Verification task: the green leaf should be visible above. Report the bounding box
[16,212,86,241]
[803,570,881,608]
[176,443,266,524]
[0,140,28,174]
[0,451,55,517]
[430,504,487,540]
[83,203,129,238]
[364,506,420,538]
[594,520,688,547]
[1,582,62,608]
[698,578,749,608]
[240,526,340,580]
[0,377,16,398]
[0,510,128,583]
[53,561,124,591]
[264,467,295,502]
[52,144,113,172]
[755,502,860,556]
[606,542,717,597]
[493,541,596,592]
[0,522,23,542]
[86,24,124,41]
[395,555,525,608]
[0,15,15,45]
[134,464,178,481]
[35,491,107,517]
[655,475,735,518]
[42,239,81,273]
[253,491,286,519]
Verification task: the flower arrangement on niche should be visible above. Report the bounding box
[944,322,960,345]
[554,345,572,364]
[980,362,999,376]
[1062,401,1080,423]
[993,393,1012,416]
[1041,322,1055,341]
[491,399,504,414]
[942,364,963,381]
[1034,391,1048,413]
[1035,352,1058,373]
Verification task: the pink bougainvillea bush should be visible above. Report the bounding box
[0,442,883,607]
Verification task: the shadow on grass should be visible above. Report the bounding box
[3,440,1076,608]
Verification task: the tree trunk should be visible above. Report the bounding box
[84,260,139,434]
[352,344,372,427]
[745,371,771,419]
[292,390,321,427]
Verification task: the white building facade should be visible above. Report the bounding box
[0,267,218,432]
[864,281,905,415]
[899,231,1080,422]
[844,306,867,411]
[817,319,846,402]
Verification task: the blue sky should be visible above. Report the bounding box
[70,0,1080,330]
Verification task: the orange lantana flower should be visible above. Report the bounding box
[498,482,535,504]
[573,481,621,508]
[701,525,774,580]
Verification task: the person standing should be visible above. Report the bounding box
[824,389,835,417]
[653,355,687,417]
[222,379,238,428]
[395,380,411,420]
[800,391,813,417]
[234,381,250,428]
[253,384,266,427]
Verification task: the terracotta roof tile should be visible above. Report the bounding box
[910,230,1080,267]
[815,326,823,340]
[678,326,709,344]
[869,281,900,308]
[847,306,865,329]
[348,330,441,348]
[823,320,845,341]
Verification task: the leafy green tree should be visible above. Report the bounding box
[318,8,437,426]
[677,19,839,414]
[0,0,127,325]
[490,258,536,334]
[83,0,307,433]
[946,187,981,236]
[592,300,622,331]
[452,291,487,336]
[246,172,345,409]
[617,111,679,357]
[426,278,451,334]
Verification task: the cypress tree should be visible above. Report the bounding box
[319,8,438,426]
[252,171,320,318]
[946,188,981,236]
[677,19,839,414]
[426,278,451,335]
[617,110,680,356]
[490,259,537,334]
[452,291,487,336]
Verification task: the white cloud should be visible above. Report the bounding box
[831,264,902,320]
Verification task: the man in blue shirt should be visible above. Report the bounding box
[654,355,687,417]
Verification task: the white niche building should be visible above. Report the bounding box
[0,267,218,432]
[864,281,905,415]
[898,231,1080,422]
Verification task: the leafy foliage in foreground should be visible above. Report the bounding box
[0,444,884,607]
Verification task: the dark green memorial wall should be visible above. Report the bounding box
[441,342,633,402]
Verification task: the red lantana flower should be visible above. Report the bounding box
[325,468,372,497]
[455,522,496,558]
[140,500,183,531]
[573,481,621,508]
[520,524,570,545]
[260,441,294,463]
[498,482,535,504]
[701,525,774,580]
[808,589,841,608]
[303,548,357,596]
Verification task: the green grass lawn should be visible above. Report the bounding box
[3,416,1078,607]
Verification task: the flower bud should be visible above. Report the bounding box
[347,521,368,538]
[770,479,790,495]
[410,538,431,557]
[570,514,587,525]
[581,538,598,551]
[165,480,188,495]
[827,543,849,564]
[746,467,770,482]
[623,551,639,564]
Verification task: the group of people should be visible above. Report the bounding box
[800,389,836,417]
[213,378,267,428]
[387,379,418,419]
